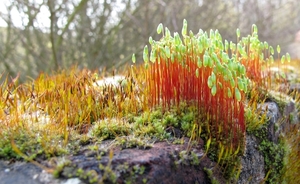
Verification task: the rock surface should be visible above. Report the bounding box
[0,161,62,184]
[238,97,295,184]
[0,138,226,184]
[257,102,281,143]
[238,135,265,184]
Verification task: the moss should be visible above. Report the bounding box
[142,178,147,183]
[78,134,92,146]
[190,151,200,166]
[0,129,70,160]
[265,89,294,113]
[89,118,132,139]
[259,140,285,183]
[76,168,85,178]
[245,105,269,132]
[248,122,286,183]
[86,170,100,184]
[133,165,146,175]
[174,150,202,167]
[53,158,72,178]
[176,150,189,166]
[115,163,149,184]
[172,138,185,145]
[204,167,220,184]
[99,164,117,184]
[115,135,152,149]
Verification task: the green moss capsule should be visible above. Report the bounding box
[277,45,281,54]
[143,45,149,63]
[165,46,171,58]
[235,87,241,101]
[182,19,187,36]
[131,54,136,64]
[157,23,163,34]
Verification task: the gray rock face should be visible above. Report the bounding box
[257,102,281,143]
[238,135,265,184]
[239,100,283,184]
[0,161,67,184]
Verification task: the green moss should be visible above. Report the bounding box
[133,165,146,175]
[115,135,152,149]
[115,162,149,184]
[172,138,185,145]
[0,129,70,160]
[245,105,269,132]
[174,150,201,167]
[190,151,200,166]
[53,158,72,178]
[259,140,285,183]
[90,118,132,139]
[142,178,147,183]
[76,168,85,178]
[204,167,220,184]
[99,164,117,183]
[162,113,178,127]
[86,170,99,184]
[248,123,286,183]
[176,150,189,166]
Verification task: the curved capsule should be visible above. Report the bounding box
[235,87,241,101]
[157,23,163,34]
[143,45,149,63]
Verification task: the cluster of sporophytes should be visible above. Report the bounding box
[139,20,249,162]
[0,67,142,159]
[133,19,293,180]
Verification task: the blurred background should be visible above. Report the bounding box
[1,0,300,81]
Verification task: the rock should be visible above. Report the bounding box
[256,97,299,140]
[67,139,226,184]
[238,135,265,184]
[0,139,226,184]
[0,159,86,184]
[257,102,281,143]
[263,90,299,135]
[0,172,40,184]
[0,161,63,184]
[239,100,286,183]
